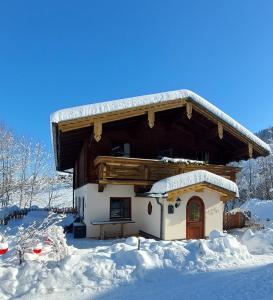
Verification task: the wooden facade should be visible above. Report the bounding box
[51,97,271,192]
[53,98,270,173]
[67,105,246,190]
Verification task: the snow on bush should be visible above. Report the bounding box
[0,211,69,265]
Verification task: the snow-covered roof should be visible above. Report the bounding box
[50,89,271,154]
[148,170,239,197]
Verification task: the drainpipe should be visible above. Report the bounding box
[155,197,163,240]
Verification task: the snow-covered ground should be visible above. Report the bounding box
[0,188,72,219]
[1,199,273,300]
[32,187,73,208]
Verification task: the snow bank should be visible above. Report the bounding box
[241,228,273,255]
[0,231,253,299]
[149,170,239,196]
[50,89,271,154]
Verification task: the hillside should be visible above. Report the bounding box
[230,126,273,202]
[257,126,273,145]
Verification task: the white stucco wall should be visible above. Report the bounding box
[74,184,224,240]
[163,189,224,240]
[135,197,162,239]
[75,184,140,238]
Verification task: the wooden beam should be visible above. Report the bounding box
[218,122,224,139]
[147,110,155,128]
[94,120,102,142]
[58,100,186,132]
[248,143,253,158]
[98,183,105,192]
[192,103,266,156]
[167,183,236,202]
[186,102,193,119]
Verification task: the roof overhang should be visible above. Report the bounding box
[50,89,271,170]
[147,170,239,202]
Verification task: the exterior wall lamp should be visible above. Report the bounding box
[175,198,181,208]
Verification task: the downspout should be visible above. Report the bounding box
[72,171,75,209]
[155,197,163,240]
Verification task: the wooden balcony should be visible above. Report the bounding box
[94,156,240,191]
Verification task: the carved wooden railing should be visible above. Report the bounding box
[94,156,240,189]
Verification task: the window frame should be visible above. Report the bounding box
[110,197,132,220]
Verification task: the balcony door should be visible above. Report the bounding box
[186,196,204,239]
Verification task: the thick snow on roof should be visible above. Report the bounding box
[50,89,270,154]
[149,170,239,197]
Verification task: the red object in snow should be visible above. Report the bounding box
[0,248,8,255]
[33,244,42,254]
[33,248,42,254]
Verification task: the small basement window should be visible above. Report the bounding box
[110,197,131,219]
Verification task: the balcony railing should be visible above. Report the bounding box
[94,156,240,188]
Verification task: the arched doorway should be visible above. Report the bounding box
[186,196,205,239]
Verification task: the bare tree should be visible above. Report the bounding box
[27,142,49,208]
[16,137,31,208]
[0,124,17,207]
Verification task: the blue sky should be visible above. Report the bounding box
[0,1,273,150]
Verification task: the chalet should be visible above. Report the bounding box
[50,90,270,240]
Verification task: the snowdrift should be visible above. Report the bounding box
[0,231,252,299]
[242,228,273,255]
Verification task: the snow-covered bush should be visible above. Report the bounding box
[15,212,69,264]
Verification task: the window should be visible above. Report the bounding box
[196,151,209,163]
[168,205,174,214]
[111,143,130,157]
[148,201,152,215]
[110,197,131,219]
[189,203,200,221]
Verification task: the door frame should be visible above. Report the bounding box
[186,196,205,239]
